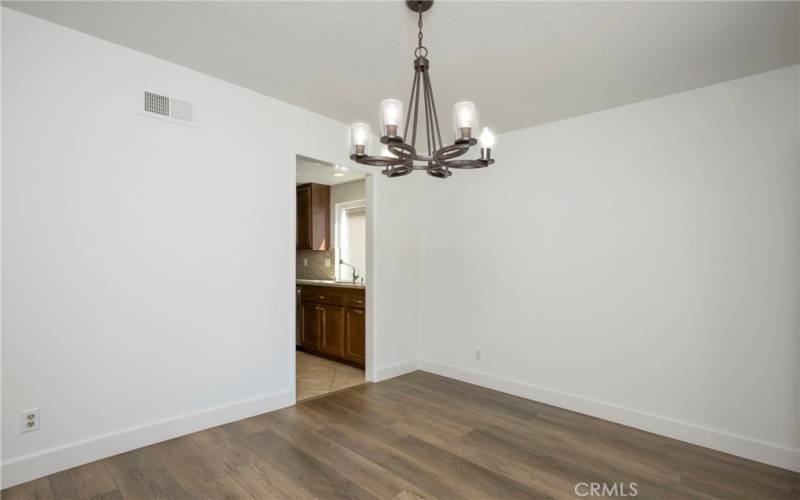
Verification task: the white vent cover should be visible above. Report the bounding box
[141,90,196,127]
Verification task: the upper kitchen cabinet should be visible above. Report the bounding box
[296,183,330,251]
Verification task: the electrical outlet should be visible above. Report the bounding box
[324,258,331,268]
[303,258,308,267]
[21,409,39,433]
[475,350,482,362]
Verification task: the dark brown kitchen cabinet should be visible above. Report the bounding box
[298,285,365,368]
[296,183,330,251]
[300,302,321,350]
[343,307,365,365]
[319,304,344,357]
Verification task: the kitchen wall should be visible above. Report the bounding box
[1,9,420,487]
[295,179,366,281]
[416,66,800,471]
[331,180,367,224]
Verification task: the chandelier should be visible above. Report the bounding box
[348,0,495,179]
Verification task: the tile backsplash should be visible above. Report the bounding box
[296,250,335,280]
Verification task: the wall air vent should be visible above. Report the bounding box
[141,90,196,127]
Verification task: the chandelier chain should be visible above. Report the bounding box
[417,2,423,49]
[414,2,428,58]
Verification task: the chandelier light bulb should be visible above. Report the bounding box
[352,125,368,145]
[380,99,403,138]
[479,127,495,148]
[349,123,371,156]
[453,101,478,141]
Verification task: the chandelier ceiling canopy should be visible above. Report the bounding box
[348,0,495,179]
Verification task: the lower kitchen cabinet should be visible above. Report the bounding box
[319,304,344,357]
[298,285,365,368]
[300,302,321,350]
[343,307,365,365]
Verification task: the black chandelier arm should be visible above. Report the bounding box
[432,141,474,162]
[383,164,414,177]
[353,142,491,171]
[422,69,444,152]
[436,158,494,169]
[423,73,433,157]
[367,134,483,165]
[427,166,452,178]
[403,68,419,141]
[350,154,410,168]
[386,141,417,160]
[411,64,423,148]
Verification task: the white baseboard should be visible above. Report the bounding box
[417,360,800,473]
[375,359,419,382]
[1,390,293,489]
[5,362,797,489]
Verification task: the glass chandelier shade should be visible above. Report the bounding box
[479,127,495,148]
[453,101,478,141]
[380,99,403,138]
[348,122,371,157]
[348,0,495,179]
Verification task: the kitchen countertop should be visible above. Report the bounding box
[296,279,366,290]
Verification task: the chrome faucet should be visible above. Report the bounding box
[339,259,359,284]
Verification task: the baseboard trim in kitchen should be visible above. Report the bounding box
[375,359,420,382]
[417,360,800,473]
[0,390,293,489]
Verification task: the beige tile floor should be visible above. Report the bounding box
[296,351,365,401]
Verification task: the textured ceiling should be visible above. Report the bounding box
[5,1,798,134]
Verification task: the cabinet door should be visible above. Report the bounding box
[343,307,365,365]
[296,184,312,250]
[300,302,321,350]
[319,305,343,357]
[309,184,330,251]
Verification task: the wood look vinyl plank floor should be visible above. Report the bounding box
[4,371,799,499]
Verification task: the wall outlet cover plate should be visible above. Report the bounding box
[21,409,39,433]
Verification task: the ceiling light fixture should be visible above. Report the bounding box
[348,0,495,179]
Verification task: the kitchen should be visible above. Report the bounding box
[295,156,367,400]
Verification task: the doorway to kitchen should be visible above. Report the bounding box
[294,155,368,401]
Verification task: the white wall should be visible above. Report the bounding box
[1,9,420,487]
[416,66,800,471]
[368,173,424,380]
